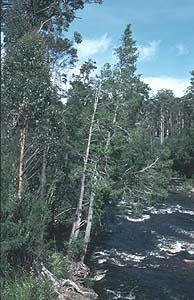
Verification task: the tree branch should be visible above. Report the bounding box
[39,18,52,32]
[115,125,130,137]
[134,157,159,175]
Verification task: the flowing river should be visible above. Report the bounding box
[87,192,194,300]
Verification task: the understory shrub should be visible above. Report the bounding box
[47,252,69,279]
[2,272,56,300]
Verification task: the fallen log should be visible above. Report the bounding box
[33,261,98,300]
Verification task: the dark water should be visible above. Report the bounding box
[87,193,194,300]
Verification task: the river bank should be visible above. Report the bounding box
[168,177,194,195]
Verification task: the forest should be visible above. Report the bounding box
[1,1,194,299]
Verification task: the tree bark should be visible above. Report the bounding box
[18,126,26,204]
[69,86,101,244]
[160,107,164,145]
[105,104,118,150]
[81,104,119,261]
[81,179,96,262]
[169,112,173,136]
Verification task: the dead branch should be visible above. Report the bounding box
[54,201,90,221]
[37,262,97,299]
[75,220,87,231]
[134,157,159,175]
[26,168,40,181]
[39,18,52,32]
[115,125,131,137]
[23,148,42,173]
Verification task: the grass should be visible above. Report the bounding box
[2,272,56,300]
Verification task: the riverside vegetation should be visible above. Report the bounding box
[1,1,194,299]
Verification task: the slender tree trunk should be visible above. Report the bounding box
[104,104,118,173]
[65,136,70,168]
[169,112,173,136]
[81,187,96,262]
[105,104,118,150]
[64,152,68,168]
[40,148,47,198]
[178,110,181,132]
[69,86,101,245]
[81,104,119,260]
[150,127,153,153]
[160,107,164,145]
[18,126,26,204]
[166,110,169,137]
[181,116,184,129]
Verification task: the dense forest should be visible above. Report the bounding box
[1,1,194,299]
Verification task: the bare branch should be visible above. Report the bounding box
[54,207,77,220]
[134,157,159,175]
[26,168,40,181]
[115,125,131,137]
[24,147,40,167]
[75,220,87,231]
[39,18,52,32]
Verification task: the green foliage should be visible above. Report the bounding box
[67,238,85,260]
[83,276,94,288]
[2,273,56,300]
[1,192,52,275]
[182,179,194,191]
[114,24,138,75]
[47,253,69,279]
[2,0,102,66]
[2,31,52,127]
[166,128,194,177]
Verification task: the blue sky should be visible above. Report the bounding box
[67,0,194,96]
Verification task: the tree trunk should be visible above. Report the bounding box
[81,189,95,262]
[169,112,173,135]
[160,107,164,145]
[64,152,68,168]
[178,110,181,132]
[104,104,118,172]
[69,86,101,245]
[181,116,184,129]
[81,104,119,261]
[105,104,118,149]
[18,126,26,204]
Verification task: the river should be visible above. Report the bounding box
[87,192,194,300]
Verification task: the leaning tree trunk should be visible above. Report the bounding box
[105,104,118,150]
[81,105,119,261]
[104,104,118,172]
[18,126,26,204]
[69,86,101,245]
[169,112,173,136]
[81,188,96,262]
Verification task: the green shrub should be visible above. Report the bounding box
[47,252,69,279]
[67,238,84,260]
[182,178,194,191]
[2,273,56,300]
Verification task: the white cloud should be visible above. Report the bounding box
[138,40,160,61]
[77,34,111,59]
[143,76,189,97]
[176,43,189,56]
